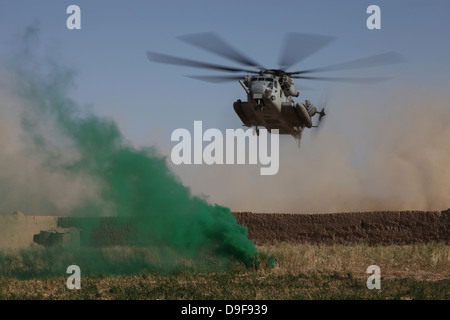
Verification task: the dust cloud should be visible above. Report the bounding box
[170,86,450,213]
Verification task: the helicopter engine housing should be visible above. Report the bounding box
[287,86,299,97]
[281,75,299,97]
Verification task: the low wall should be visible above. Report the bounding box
[0,212,58,249]
[0,210,448,249]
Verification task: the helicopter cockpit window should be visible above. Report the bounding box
[253,77,275,83]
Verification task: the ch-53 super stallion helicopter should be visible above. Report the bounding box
[147,33,404,147]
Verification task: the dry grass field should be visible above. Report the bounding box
[0,242,448,300]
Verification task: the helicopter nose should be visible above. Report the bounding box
[252,84,264,99]
[252,83,270,99]
[252,83,264,94]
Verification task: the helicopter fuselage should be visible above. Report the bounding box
[233,74,316,146]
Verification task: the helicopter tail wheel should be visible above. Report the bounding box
[252,127,260,136]
[293,129,302,148]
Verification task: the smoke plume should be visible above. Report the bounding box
[0,26,258,273]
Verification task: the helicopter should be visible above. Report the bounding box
[147,32,404,147]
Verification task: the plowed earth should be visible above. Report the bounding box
[233,210,449,245]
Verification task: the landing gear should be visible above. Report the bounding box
[293,127,302,148]
[254,99,263,111]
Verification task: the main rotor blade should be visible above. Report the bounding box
[292,75,391,84]
[278,33,336,69]
[146,51,259,73]
[178,32,263,69]
[187,75,247,83]
[289,51,406,75]
[189,75,315,90]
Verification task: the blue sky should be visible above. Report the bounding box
[1,1,449,212]
[1,0,449,144]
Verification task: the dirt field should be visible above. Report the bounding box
[0,210,448,300]
[233,210,449,245]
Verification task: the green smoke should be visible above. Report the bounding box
[2,26,258,274]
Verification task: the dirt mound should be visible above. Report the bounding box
[233,210,449,245]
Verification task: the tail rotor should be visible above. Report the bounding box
[318,108,326,124]
[312,93,330,137]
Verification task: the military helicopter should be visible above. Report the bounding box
[147,33,404,147]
